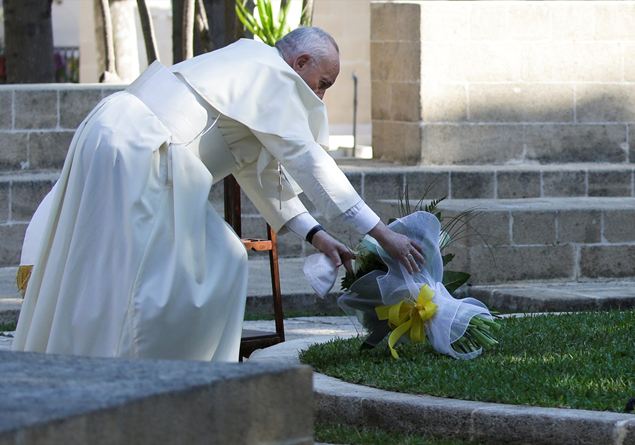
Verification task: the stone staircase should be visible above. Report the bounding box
[1,85,635,318]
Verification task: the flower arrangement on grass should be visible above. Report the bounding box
[338,193,499,360]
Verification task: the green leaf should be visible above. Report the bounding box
[442,253,454,266]
[442,270,470,294]
[235,3,260,37]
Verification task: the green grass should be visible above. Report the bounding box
[315,423,469,445]
[301,310,635,412]
[0,322,16,332]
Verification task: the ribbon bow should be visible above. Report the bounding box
[375,284,438,359]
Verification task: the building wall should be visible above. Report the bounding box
[371,0,635,165]
[72,0,371,144]
[314,0,372,144]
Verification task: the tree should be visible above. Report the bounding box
[137,0,159,64]
[96,0,119,82]
[301,0,314,26]
[174,0,213,63]
[204,0,242,50]
[194,0,213,54]
[3,0,54,83]
[181,0,195,60]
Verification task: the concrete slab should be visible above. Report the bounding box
[0,351,313,445]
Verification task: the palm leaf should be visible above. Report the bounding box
[235,2,260,37]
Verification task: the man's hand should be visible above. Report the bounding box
[311,230,355,274]
[369,222,424,274]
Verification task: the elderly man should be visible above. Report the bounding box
[13,27,423,361]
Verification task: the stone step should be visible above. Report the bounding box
[379,197,635,283]
[467,280,635,313]
[0,350,313,445]
[4,256,635,329]
[0,259,345,326]
[2,163,635,265]
[3,162,635,203]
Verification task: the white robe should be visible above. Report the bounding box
[13,40,374,362]
[13,65,248,361]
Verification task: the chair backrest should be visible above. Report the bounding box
[224,176,242,236]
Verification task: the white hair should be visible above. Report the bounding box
[275,27,339,63]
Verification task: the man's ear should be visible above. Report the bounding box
[293,53,311,71]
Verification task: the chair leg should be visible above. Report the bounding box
[268,225,285,341]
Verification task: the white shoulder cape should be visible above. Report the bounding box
[172,39,330,148]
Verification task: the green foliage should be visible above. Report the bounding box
[300,310,635,412]
[0,322,16,332]
[340,244,387,291]
[442,270,470,294]
[235,0,292,46]
[315,422,469,445]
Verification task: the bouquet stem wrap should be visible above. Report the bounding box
[338,211,494,360]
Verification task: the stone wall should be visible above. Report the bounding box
[0,84,366,265]
[0,84,120,266]
[314,0,372,143]
[371,0,635,165]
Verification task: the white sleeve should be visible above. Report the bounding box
[284,212,320,239]
[252,130,369,223]
[233,157,308,233]
[339,201,381,234]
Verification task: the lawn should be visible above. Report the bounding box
[315,423,469,445]
[300,310,634,412]
[0,322,16,332]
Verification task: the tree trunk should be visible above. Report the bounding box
[96,0,119,81]
[137,0,160,64]
[3,0,55,83]
[182,0,196,60]
[110,0,140,81]
[301,0,314,26]
[203,0,242,51]
[194,0,213,54]
[171,0,184,64]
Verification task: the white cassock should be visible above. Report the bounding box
[12,39,380,361]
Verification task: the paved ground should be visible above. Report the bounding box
[0,257,340,301]
[3,256,635,324]
[0,316,359,352]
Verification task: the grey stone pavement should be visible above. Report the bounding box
[2,259,634,445]
[0,259,358,351]
[2,257,635,351]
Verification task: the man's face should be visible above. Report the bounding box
[291,49,340,100]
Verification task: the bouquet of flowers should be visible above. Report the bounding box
[337,210,499,360]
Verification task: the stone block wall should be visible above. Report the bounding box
[0,85,365,264]
[371,1,635,165]
[0,84,119,266]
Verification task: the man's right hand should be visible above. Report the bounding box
[369,222,424,274]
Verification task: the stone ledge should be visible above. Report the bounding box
[467,280,635,313]
[250,337,635,445]
[0,351,313,445]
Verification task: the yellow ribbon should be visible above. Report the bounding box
[375,284,437,359]
[16,265,33,296]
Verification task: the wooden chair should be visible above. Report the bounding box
[223,176,285,359]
